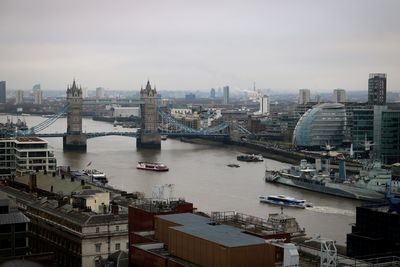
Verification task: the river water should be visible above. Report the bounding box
[2,114,359,245]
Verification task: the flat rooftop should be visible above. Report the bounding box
[157,213,267,248]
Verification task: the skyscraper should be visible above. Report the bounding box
[34,89,43,105]
[96,87,105,99]
[368,73,386,105]
[260,95,270,115]
[298,89,310,105]
[210,88,216,99]
[223,86,229,104]
[15,90,24,104]
[0,81,5,103]
[332,89,346,103]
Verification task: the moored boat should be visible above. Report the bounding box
[237,154,263,162]
[259,195,312,209]
[137,162,169,172]
[83,169,108,184]
[264,159,386,201]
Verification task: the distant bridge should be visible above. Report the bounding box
[34,131,229,139]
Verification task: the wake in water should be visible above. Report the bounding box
[307,206,355,216]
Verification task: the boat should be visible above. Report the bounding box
[83,169,108,184]
[161,135,168,141]
[237,154,263,162]
[137,162,169,172]
[265,159,386,202]
[259,195,312,209]
[227,164,240,168]
[266,210,306,237]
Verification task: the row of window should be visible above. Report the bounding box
[94,242,128,252]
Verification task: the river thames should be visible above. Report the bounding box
[3,114,359,245]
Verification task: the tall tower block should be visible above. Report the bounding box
[136,81,161,149]
[63,80,87,151]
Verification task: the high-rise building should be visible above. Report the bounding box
[0,81,6,103]
[368,73,386,105]
[260,95,270,115]
[15,90,24,104]
[82,87,88,98]
[96,87,105,99]
[32,84,40,94]
[34,90,43,105]
[332,89,346,103]
[210,88,216,99]
[298,89,310,105]
[223,86,229,104]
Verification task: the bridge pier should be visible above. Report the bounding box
[63,134,87,151]
[136,133,161,149]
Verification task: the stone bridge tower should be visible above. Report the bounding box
[63,80,87,151]
[136,80,161,149]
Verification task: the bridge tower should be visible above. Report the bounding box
[136,80,161,149]
[63,80,87,151]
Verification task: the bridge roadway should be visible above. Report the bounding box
[33,131,229,138]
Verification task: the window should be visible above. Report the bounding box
[95,227,99,233]
[126,242,129,250]
[95,243,101,253]
[116,225,119,231]
[115,243,120,251]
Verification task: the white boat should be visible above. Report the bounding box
[83,169,108,183]
[136,162,169,172]
[259,195,313,209]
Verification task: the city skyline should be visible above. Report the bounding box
[1,0,400,91]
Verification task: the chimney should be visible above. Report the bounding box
[28,173,37,191]
[111,202,119,215]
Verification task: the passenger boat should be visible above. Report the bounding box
[237,154,263,162]
[137,162,169,172]
[259,195,313,209]
[83,169,108,184]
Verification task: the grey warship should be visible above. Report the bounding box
[265,159,385,202]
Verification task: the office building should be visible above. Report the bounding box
[368,73,386,105]
[185,93,195,100]
[347,201,400,258]
[298,89,310,105]
[332,89,346,103]
[96,87,105,99]
[32,84,40,94]
[210,88,216,99]
[374,106,400,164]
[27,194,128,267]
[15,90,24,104]
[260,95,270,115]
[0,197,30,257]
[34,90,43,105]
[0,81,6,103]
[351,109,374,155]
[292,103,347,148]
[223,85,229,104]
[0,137,57,178]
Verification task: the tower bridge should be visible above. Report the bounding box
[15,80,253,150]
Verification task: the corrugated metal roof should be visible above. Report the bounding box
[0,212,30,225]
[157,213,266,247]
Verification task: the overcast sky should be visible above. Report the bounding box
[1,0,399,92]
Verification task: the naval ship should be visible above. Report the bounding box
[264,159,386,202]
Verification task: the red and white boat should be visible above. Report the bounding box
[136,162,169,172]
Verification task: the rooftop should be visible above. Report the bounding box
[157,213,267,248]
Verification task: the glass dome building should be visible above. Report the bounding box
[292,103,347,148]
